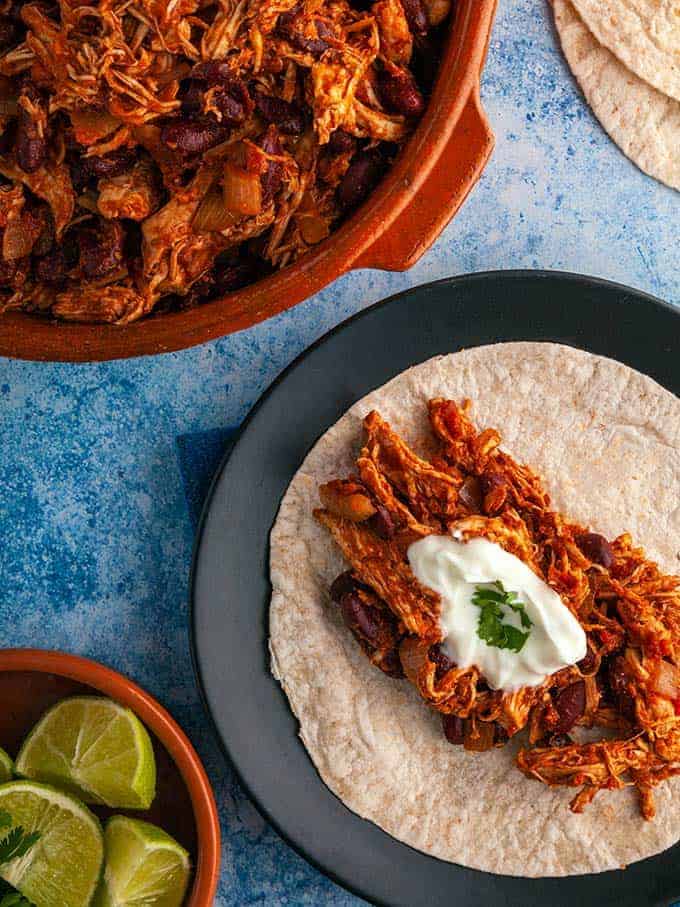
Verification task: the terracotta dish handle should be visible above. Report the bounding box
[355,90,493,271]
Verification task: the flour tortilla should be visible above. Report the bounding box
[269,342,680,876]
[555,0,680,191]
[569,0,680,103]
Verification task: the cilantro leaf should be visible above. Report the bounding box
[472,581,533,653]
[0,880,34,907]
[0,811,40,907]
[0,827,40,866]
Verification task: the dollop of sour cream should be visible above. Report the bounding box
[407,535,587,691]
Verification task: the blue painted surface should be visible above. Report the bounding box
[0,0,677,903]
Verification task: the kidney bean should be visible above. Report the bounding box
[189,61,235,84]
[552,681,585,734]
[458,475,482,511]
[258,125,284,205]
[442,714,465,745]
[429,643,455,681]
[577,646,597,675]
[577,532,614,569]
[254,93,305,135]
[327,129,355,154]
[380,648,404,678]
[377,62,425,117]
[330,571,361,602]
[336,150,384,211]
[261,163,283,206]
[34,246,68,284]
[606,655,636,722]
[369,503,396,540]
[82,147,137,180]
[78,218,125,279]
[161,119,228,156]
[210,79,252,125]
[463,719,496,751]
[181,80,203,115]
[182,77,251,127]
[340,592,383,644]
[400,0,428,36]
[209,89,247,125]
[276,12,329,57]
[15,84,46,173]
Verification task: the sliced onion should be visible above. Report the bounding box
[2,217,40,260]
[222,160,262,216]
[77,192,99,213]
[70,109,120,144]
[192,187,238,234]
[298,212,330,245]
[651,659,680,700]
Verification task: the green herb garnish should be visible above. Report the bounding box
[472,581,532,652]
[0,812,40,866]
[0,810,39,907]
[0,881,33,907]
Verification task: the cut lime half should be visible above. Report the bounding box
[0,780,104,907]
[94,816,191,907]
[0,748,13,783]
[15,696,156,809]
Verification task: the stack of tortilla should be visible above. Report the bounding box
[552,0,679,191]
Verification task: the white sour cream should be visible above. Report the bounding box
[407,535,587,691]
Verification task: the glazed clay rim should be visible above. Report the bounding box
[0,0,498,361]
[0,648,220,907]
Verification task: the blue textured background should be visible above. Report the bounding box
[0,0,677,903]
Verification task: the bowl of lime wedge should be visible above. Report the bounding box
[0,649,220,907]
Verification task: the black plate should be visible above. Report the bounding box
[191,271,680,907]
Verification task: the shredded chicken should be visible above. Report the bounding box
[0,0,446,323]
[315,399,680,819]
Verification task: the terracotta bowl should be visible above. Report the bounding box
[0,0,497,361]
[0,649,220,907]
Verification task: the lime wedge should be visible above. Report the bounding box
[93,816,191,907]
[0,780,104,907]
[15,697,156,809]
[0,748,13,783]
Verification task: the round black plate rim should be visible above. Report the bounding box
[190,269,680,907]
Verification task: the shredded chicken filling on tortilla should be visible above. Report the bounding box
[315,398,680,820]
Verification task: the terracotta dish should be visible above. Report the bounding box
[0,0,497,362]
[0,649,220,907]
